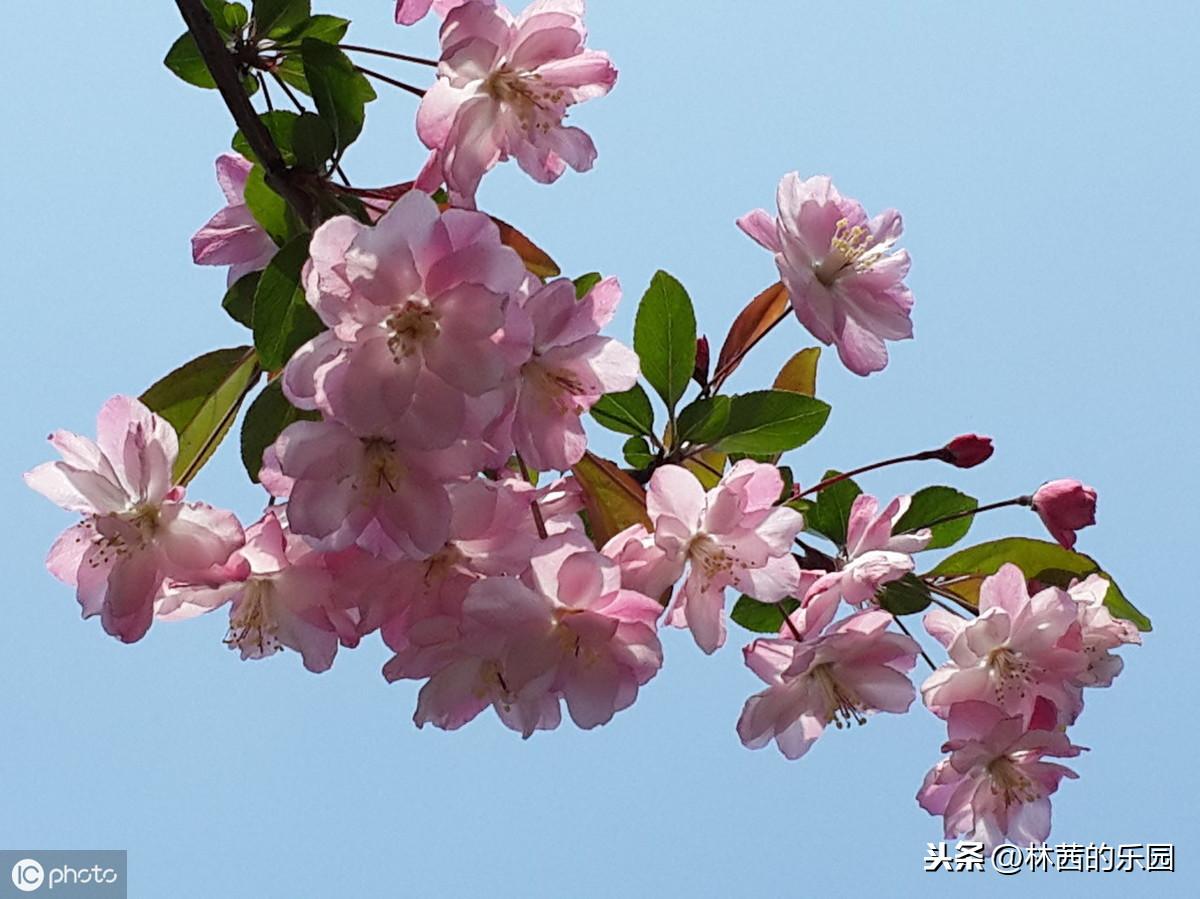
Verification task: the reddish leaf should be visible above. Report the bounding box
[492,216,560,279]
[571,452,651,547]
[713,282,789,387]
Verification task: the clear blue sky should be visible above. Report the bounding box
[2,2,1196,896]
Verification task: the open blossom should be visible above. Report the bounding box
[502,276,638,470]
[191,153,277,286]
[283,190,529,447]
[24,396,244,643]
[921,564,1088,724]
[738,609,920,760]
[1066,575,1141,687]
[602,524,676,601]
[648,461,805,654]
[260,418,487,559]
[738,174,914,375]
[415,0,617,203]
[806,493,930,609]
[158,511,347,673]
[395,0,477,25]
[1032,479,1097,550]
[401,534,663,736]
[917,700,1084,847]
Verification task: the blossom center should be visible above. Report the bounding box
[810,662,867,728]
[687,534,734,581]
[986,755,1040,806]
[359,438,405,496]
[523,358,586,407]
[815,217,897,286]
[386,302,439,361]
[225,580,280,656]
[986,646,1034,705]
[78,505,161,568]
[485,68,567,131]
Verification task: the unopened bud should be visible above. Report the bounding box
[940,434,994,468]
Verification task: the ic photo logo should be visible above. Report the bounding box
[11,859,44,892]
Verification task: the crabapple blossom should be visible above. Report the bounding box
[737,609,920,760]
[158,511,347,673]
[1066,575,1141,688]
[191,153,277,286]
[921,564,1088,724]
[601,524,677,601]
[940,433,994,468]
[916,700,1084,847]
[805,493,930,609]
[415,0,617,203]
[283,190,529,447]
[647,461,805,654]
[500,275,639,470]
[1032,478,1097,550]
[395,534,663,736]
[259,418,487,559]
[24,396,244,643]
[739,174,914,375]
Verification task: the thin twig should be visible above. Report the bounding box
[339,44,438,67]
[355,65,426,98]
[892,615,936,671]
[515,454,549,539]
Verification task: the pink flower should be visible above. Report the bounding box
[940,433,994,468]
[806,493,930,609]
[916,700,1084,847]
[158,511,346,673]
[260,418,486,559]
[191,153,277,286]
[415,0,617,204]
[1066,575,1141,688]
[502,276,639,470]
[282,190,529,448]
[738,174,914,375]
[601,524,677,602]
[921,564,1088,724]
[25,396,244,643]
[395,0,478,25]
[647,461,805,654]
[1032,479,1097,550]
[404,534,663,736]
[737,609,920,760]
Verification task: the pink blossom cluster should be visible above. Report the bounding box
[916,564,1140,845]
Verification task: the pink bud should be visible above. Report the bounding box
[941,434,994,468]
[1032,479,1097,550]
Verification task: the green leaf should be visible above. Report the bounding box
[590,385,655,437]
[895,486,979,550]
[164,34,216,89]
[731,595,799,634]
[675,395,731,445]
[633,270,697,412]
[928,537,1150,631]
[301,38,376,155]
[252,0,310,37]
[140,348,261,485]
[242,165,290,244]
[796,470,861,546]
[289,13,349,42]
[240,379,319,481]
[222,271,260,328]
[574,272,602,298]
[714,390,831,455]
[252,234,325,370]
[233,110,300,167]
[876,573,933,616]
[292,112,336,171]
[773,347,821,396]
[622,436,654,469]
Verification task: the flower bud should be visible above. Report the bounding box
[940,434,994,468]
[693,335,711,387]
[1032,479,1097,550]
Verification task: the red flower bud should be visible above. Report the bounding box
[1032,479,1097,550]
[940,434,994,468]
[693,335,711,387]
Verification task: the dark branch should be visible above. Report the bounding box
[174,0,316,225]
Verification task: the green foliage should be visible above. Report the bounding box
[573,272,603,298]
[164,34,216,89]
[252,234,324,370]
[712,390,830,455]
[222,272,260,328]
[675,395,731,445]
[242,165,291,244]
[252,0,310,37]
[301,38,376,156]
[622,436,655,469]
[590,385,655,437]
[633,271,696,413]
[876,573,934,616]
[731,595,799,634]
[894,486,979,550]
[794,470,861,547]
[140,347,261,485]
[929,537,1151,631]
[240,379,319,481]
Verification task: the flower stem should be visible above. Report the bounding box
[797,449,949,498]
[914,495,1032,532]
[355,65,426,98]
[339,44,438,67]
[515,454,549,540]
[891,615,936,671]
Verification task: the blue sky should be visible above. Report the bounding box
[2,1,1197,895]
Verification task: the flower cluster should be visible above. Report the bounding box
[25,0,1147,849]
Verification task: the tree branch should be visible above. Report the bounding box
[174,0,316,225]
